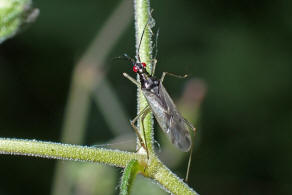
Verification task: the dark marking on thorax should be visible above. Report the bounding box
[140,73,160,93]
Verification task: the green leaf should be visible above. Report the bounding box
[0,0,39,43]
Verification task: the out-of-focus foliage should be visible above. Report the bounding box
[0,0,39,43]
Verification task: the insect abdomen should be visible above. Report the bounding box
[142,84,191,152]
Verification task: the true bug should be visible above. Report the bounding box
[119,22,196,181]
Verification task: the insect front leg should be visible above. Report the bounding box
[123,73,141,87]
[160,72,188,83]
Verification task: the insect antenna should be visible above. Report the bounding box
[150,28,159,76]
[136,19,150,62]
[113,53,135,64]
[153,28,159,61]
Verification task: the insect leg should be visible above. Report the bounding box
[123,73,141,87]
[183,118,196,133]
[160,72,188,83]
[185,146,193,183]
[140,106,152,159]
[183,117,196,183]
[130,105,150,156]
[123,72,151,157]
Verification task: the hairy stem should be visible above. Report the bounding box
[132,1,200,194]
[0,138,145,167]
[120,159,143,195]
[134,0,154,153]
[147,157,199,195]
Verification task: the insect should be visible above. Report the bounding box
[120,22,196,166]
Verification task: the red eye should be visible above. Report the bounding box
[142,62,146,67]
[133,66,138,72]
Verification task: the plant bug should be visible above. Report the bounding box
[119,22,196,181]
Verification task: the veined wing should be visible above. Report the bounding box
[142,82,192,152]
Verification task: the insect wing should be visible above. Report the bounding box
[142,82,192,152]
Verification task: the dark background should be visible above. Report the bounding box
[0,0,292,194]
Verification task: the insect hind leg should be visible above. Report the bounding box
[183,117,196,183]
[160,72,188,83]
[183,117,196,133]
[140,107,152,158]
[129,105,150,159]
[185,146,193,183]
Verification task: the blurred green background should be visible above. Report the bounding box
[1,0,292,195]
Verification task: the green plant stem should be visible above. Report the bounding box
[133,1,199,194]
[147,158,199,195]
[134,0,154,154]
[0,138,145,167]
[0,137,198,194]
[120,159,143,195]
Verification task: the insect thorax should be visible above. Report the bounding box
[140,75,160,92]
